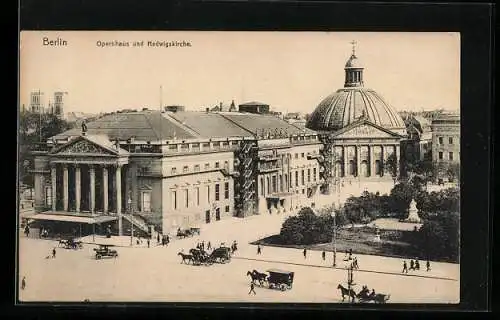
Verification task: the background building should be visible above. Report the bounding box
[431,113,460,183]
[306,45,406,196]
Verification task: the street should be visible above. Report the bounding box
[18,213,459,303]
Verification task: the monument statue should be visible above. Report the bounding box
[404,198,421,223]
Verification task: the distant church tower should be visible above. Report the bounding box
[30,90,43,113]
[53,91,67,118]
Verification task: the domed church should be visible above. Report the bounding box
[307,42,407,194]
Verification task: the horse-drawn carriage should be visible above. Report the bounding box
[247,269,294,291]
[182,246,232,266]
[337,284,391,304]
[58,238,84,250]
[93,244,118,260]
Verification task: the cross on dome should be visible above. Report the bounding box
[350,40,357,56]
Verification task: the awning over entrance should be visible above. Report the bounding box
[25,213,117,224]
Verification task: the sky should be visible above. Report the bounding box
[20,31,460,114]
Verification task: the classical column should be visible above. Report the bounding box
[369,145,374,177]
[380,145,385,176]
[63,164,69,211]
[102,166,108,214]
[75,165,81,212]
[343,146,349,177]
[116,165,123,235]
[395,144,401,177]
[90,165,96,213]
[356,145,361,177]
[51,164,57,211]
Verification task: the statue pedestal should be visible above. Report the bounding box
[404,199,421,223]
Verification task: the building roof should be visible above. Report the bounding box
[239,101,269,106]
[220,112,316,136]
[306,87,406,133]
[51,111,198,141]
[166,111,253,138]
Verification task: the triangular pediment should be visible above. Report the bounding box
[50,136,119,156]
[332,120,403,139]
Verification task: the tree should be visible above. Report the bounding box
[416,211,459,262]
[389,182,415,219]
[384,153,399,184]
[19,112,72,186]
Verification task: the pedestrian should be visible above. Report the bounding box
[207,241,211,251]
[322,251,326,261]
[353,257,359,269]
[162,236,165,246]
[402,260,408,273]
[415,259,420,270]
[303,248,307,259]
[39,227,43,238]
[147,239,150,248]
[248,282,256,295]
[349,248,353,260]
[21,276,26,290]
[166,235,170,245]
[257,245,261,255]
[52,248,56,259]
[157,233,160,244]
[410,259,415,271]
[426,260,431,272]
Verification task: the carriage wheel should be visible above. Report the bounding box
[220,257,226,263]
[280,284,287,291]
[96,254,101,260]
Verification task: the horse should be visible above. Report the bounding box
[178,252,193,264]
[337,284,356,302]
[58,239,67,247]
[247,270,267,286]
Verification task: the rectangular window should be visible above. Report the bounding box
[215,184,220,201]
[438,152,443,160]
[169,144,177,151]
[272,176,277,193]
[438,137,443,145]
[45,186,52,206]
[449,152,454,161]
[205,163,210,170]
[183,166,189,173]
[224,182,229,199]
[196,187,200,206]
[261,178,265,195]
[284,174,288,189]
[307,169,311,182]
[202,142,210,150]
[142,192,151,212]
[301,153,305,158]
[302,189,305,194]
[295,171,299,187]
[301,170,305,185]
[207,186,211,203]
[449,137,453,144]
[172,191,177,210]
[225,205,230,213]
[224,161,229,170]
[295,153,298,159]
[215,162,220,169]
[194,164,200,172]
[171,167,177,175]
[313,168,317,181]
[185,189,189,208]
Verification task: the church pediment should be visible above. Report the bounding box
[332,122,401,139]
[51,137,118,156]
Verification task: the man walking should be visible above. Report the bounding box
[257,245,262,255]
[248,282,256,295]
[157,233,160,245]
[322,251,326,261]
[426,260,431,272]
[147,239,150,248]
[303,248,307,259]
[52,248,56,259]
[402,260,408,273]
[410,259,415,271]
[415,259,420,270]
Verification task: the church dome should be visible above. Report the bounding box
[306,43,406,134]
[306,87,406,132]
